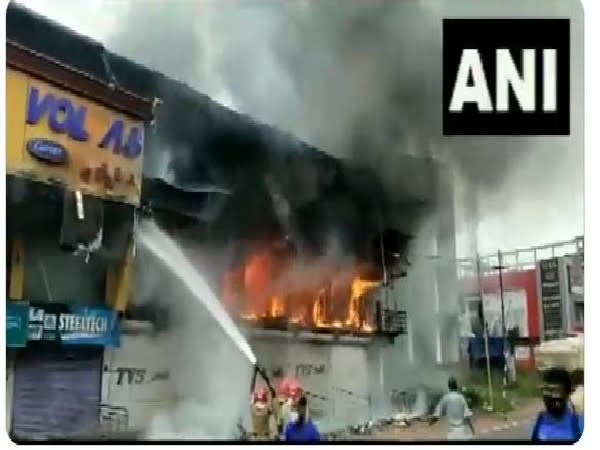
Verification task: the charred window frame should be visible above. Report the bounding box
[7,177,135,306]
[376,304,408,336]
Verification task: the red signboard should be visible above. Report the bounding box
[460,269,540,339]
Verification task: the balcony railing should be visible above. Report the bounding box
[456,236,583,279]
[374,302,407,336]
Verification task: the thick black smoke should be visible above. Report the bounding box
[102,0,584,256]
[11,0,583,254]
[106,0,579,188]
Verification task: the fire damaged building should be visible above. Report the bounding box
[6,2,460,438]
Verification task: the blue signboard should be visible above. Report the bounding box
[28,304,120,347]
[6,303,29,348]
[60,305,120,346]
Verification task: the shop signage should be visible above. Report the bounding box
[539,258,563,339]
[6,303,30,348]
[28,303,120,347]
[6,68,145,205]
[568,255,584,296]
[26,86,143,158]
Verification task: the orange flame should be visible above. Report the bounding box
[346,278,380,328]
[289,315,303,325]
[222,246,382,334]
[312,289,327,327]
[269,296,285,318]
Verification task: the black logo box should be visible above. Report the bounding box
[443,19,570,136]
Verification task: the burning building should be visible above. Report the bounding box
[134,79,460,429]
[5,2,460,438]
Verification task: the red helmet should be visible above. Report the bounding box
[252,386,269,404]
[276,376,303,403]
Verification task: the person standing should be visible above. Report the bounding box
[531,367,583,442]
[429,377,476,440]
[283,395,320,442]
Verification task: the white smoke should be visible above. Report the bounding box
[132,222,254,439]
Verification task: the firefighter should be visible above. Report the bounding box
[272,378,301,439]
[250,386,272,440]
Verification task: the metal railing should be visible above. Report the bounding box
[373,301,408,336]
[456,236,583,279]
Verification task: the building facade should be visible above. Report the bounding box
[5,24,154,438]
[5,2,460,438]
[457,237,584,371]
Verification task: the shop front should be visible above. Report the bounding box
[6,39,155,312]
[5,43,151,440]
[7,302,120,439]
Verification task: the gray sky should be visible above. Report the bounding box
[16,0,584,257]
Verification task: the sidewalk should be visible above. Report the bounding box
[360,399,542,441]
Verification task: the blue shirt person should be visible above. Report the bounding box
[283,396,320,442]
[531,367,584,442]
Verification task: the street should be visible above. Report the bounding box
[354,400,541,442]
[348,418,534,442]
[478,420,533,441]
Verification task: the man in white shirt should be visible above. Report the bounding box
[429,377,476,440]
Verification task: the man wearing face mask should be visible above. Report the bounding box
[531,367,584,442]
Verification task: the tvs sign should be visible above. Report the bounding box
[443,19,570,135]
[6,68,146,205]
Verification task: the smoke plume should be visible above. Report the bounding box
[131,221,254,439]
[16,0,584,251]
[8,0,584,433]
[101,0,584,254]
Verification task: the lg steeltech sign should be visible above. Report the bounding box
[443,19,569,135]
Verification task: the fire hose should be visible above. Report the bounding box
[248,364,284,439]
[249,365,373,429]
[250,363,276,398]
[251,364,368,405]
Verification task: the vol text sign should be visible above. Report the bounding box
[6,68,145,205]
[443,19,570,135]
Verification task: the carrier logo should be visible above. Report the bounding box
[26,138,68,164]
[443,19,570,135]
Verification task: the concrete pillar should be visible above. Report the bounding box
[434,163,460,365]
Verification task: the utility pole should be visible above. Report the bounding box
[492,250,510,389]
[476,254,494,411]
[496,250,507,343]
